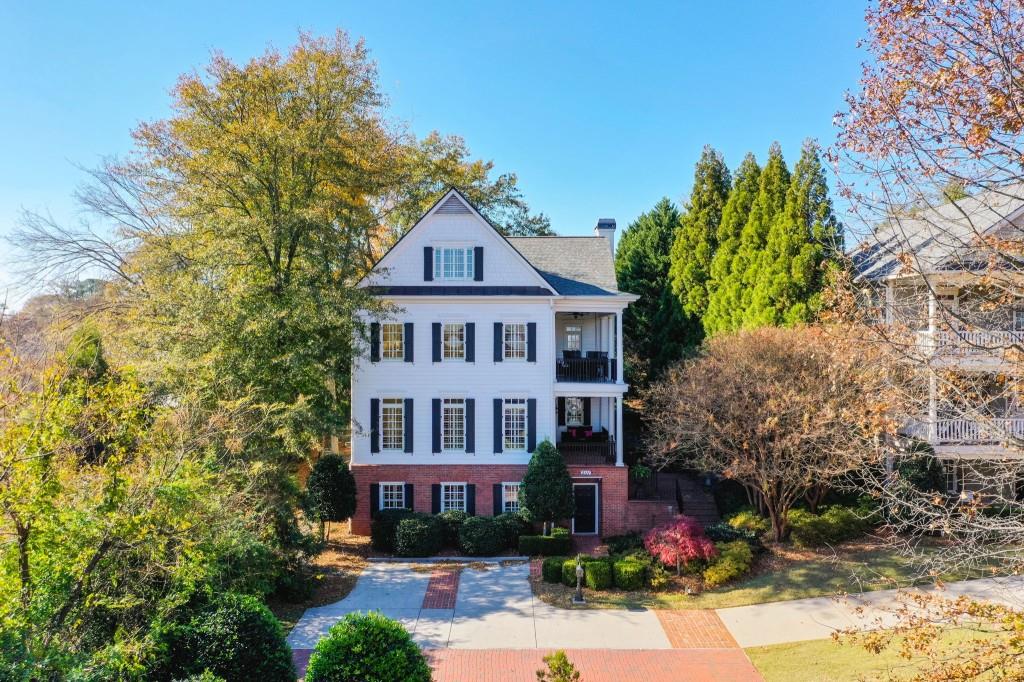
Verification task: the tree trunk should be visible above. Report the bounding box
[805,485,827,514]
[15,520,30,613]
[325,521,331,542]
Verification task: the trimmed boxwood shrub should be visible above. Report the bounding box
[437,509,468,547]
[704,522,764,554]
[551,526,569,537]
[703,540,754,588]
[458,516,505,556]
[518,534,571,557]
[394,514,444,557]
[604,532,643,555]
[561,558,579,587]
[584,560,612,589]
[305,611,431,682]
[613,560,646,590]
[788,506,868,548]
[726,509,770,535]
[542,556,566,584]
[493,512,528,547]
[371,509,415,553]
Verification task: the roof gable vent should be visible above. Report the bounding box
[435,194,472,215]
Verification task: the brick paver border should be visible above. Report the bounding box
[422,567,461,609]
[656,609,740,649]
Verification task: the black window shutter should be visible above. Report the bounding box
[465,323,475,362]
[493,399,503,453]
[493,322,503,362]
[474,246,484,281]
[583,397,592,426]
[404,323,414,363]
[370,322,381,362]
[424,246,434,281]
[465,398,475,453]
[527,398,537,452]
[370,398,380,453]
[432,323,442,362]
[370,483,380,519]
[404,483,414,511]
[558,397,566,426]
[431,484,441,514]
[467,484,476,516]
[431,399,441,453]
[403,398,414,453]
[493,483,503,515]
[527,323,537,362]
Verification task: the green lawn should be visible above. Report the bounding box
[746,628,1001,681]
[533,541,987,610]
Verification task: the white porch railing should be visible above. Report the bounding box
[918,330,1024,356]
[932,417,1024,443]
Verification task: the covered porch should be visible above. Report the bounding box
[554,394,623,466]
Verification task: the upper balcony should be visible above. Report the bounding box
[554,311,620,384]
[917,329,1024,362]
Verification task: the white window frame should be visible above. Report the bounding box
[441,482,467,512]
[503,397,527,451]
[442,398,466,451]
[565,325,582,351]
[565,397,585,426]
[379,481,406,510]
[381,398,404,451]
[433,246,475,281]
[442,323,466,360]
[381,323,405,360]
[504,322,527,361]
[501,482,521,514]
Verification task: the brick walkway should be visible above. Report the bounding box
[421,567,461,609]
[656,610,739,649]
[426,648,764,682]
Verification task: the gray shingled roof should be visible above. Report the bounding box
[853,186,1024,280]
[507,236,621,295]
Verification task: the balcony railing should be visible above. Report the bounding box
[555,353,617,382]
[558,441,616,465]
[918,330,1024,357]
[933,417,1024,443]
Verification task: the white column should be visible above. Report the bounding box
[928,372,938,444]
[615,396,624,467]
[615,311,624,383]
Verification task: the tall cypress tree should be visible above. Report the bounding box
[615,198,696,381]
[703,153,761,337]
[748,139,842,325]
[669,146,731,319]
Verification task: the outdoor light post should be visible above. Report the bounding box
[572,556,585,604]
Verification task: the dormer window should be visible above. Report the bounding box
[434,247,475,280]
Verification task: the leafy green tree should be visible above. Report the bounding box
[303,454,357,541]
[305,611,431,682]
[747,139,841,326]
[520,440,575,535]
[704,153,761,337]
[669,145,731,319]
[615,199,696,381]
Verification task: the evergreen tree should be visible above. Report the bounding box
[747,139,842,326]
[716,143,790,332]
[303,453,358,540]
[704,153,761,337]
[520,440,574,535]
[614,199,696,381]
[669,146,731,319]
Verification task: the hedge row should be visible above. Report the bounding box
[371,509,528,557]
[540,556,646,591]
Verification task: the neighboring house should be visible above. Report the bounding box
[349,188,672,537]
[854,187,1024,498]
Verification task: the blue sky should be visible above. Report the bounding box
[0,1,868,297]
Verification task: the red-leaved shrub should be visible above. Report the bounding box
[644,516,717,575]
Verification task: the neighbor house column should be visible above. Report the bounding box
[615,311,624,383]
[615,396,624,467]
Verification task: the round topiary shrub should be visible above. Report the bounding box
[437,509,469,547]
[305,611,431,682]
[493,512,528,548]
[155,592,295,682]
[458,516,504,556]
[541,556,566,584]
[394,514,443,557]
[613,560,646,591]
[584,560,612,590]
[561,558,578,587]
[371,509,415,553]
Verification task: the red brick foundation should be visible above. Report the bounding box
[350,464,634,537]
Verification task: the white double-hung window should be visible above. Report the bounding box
[442,398,466,451]
[443,323,466,360]
[441,482,467,512]
[434,247,475,280]
[502,482,521,513]
[503,398,527,451]
[565,397,584,426]
[380,482,406,510]
[504,323,527,360]
[565,325,582,351]
[381,399,404,451]
[382,323,404,360]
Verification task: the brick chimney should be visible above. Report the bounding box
[594,218,616,256]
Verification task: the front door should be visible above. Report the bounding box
[572,483,598,535]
